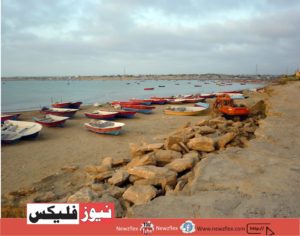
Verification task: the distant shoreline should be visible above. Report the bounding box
[2,74,279,82]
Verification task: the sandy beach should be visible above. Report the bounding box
[1,104,210,194]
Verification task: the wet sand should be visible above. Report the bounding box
[1,105,209,194]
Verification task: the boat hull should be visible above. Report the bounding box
[122,107,153,114]
[84,122,124,135]
[33,117,68,127]
[42,110,77,118]
[52,102,71,108]
[164,110,203,116]
[69,102,82,109]
[85,113,116,120]
[1,113,21,123]
[116,110,136,118]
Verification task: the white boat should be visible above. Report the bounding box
[164,106,207,116]
[84,120,125,135]
[1,130,22,144]
[2,120,42,140]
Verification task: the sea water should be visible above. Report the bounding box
[1,79,264,112]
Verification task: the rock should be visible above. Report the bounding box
[208,117,226,125]
[170,143,183,152]
[239,136,248,146]
[217,132,237,149]
[129,143,145,158]
[174,179,188,192]
[195,119,209,126]
[122,185,157,205]
[94,171,114,183]
[178,142,190,153]
[85,164,111,175]
[165,135,185,150]
[127,166,177,188]
[165,156,196,173]
[183,151,200,162]
[154,150,182,165]
[97,194,124,217]
[8,187,36,197]
[67,187,94,202]
[107,185,126,198]
[129,175,143,183]
[34,191,57,202]
[174,127,195,139]
[91,183,106,193]
[140,143,164,152]
[108,170,129,186]
[243,125,256,133]
[112,157,130,166]
[197,125,216,135]
[232,121,243,128]
[101,157,113,167]
[250,100,266,118]
[187,137,215,152]
[61,165,79,172]
[126,153,156,168]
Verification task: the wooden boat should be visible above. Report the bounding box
[115,110,136,118]
[1,113,21,123]
[52,102,71,108]
[130,99,152,105]
[158,85,165,87]
[195,102,210,109]
[164,106,207,116]
[111,101,142,106]
[85,110,118,120]
[144,88,154,90]
[2,120,42,139]
[182,98,204,103]
[1,130,22,144]
[149,98,167,105]
[33,114,69,127]
[69,102,82,109]
[194,85,202,87]
[168,98,186,104]
[150,96,174,100]
[52,101,82,109]
[84,120,125,135]
[121,105,155,114]
[41,107,78,118]
[199,93,215,98]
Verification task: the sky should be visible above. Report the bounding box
[1,0,300,76]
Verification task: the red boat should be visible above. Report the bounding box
[85,110,118,120]
[121,104,155,114]
[149,99,167,105]
[144,88,154,90]
[182,98,204,103]
[1,113,21,123]
[150,96,173,99]
[130,99,152,105]
[52,102,71,108]
[33,114,69,127]
[115,110,136,118]
[41,107,78,118]
[85,120,125,135]
[111,101,142,106]
[52,101,82,109]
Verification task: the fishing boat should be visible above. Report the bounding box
[115,110,136,118]
[144,88,154,90]
[84,120,125,135]
[1,113,21,123]
[33,114,69,127]
[52,102,71,108]
[158,85,165,87]
[199,93,215,99]
[168,98,186,104]
[52,101,82,109]
[150,96,174,100]
[195,102,210,109]
[121,104,155,114]
[149,98,167,105]
[69,101,82,109]
[194,85,202,87]
[85,110,118,120]
[213,94,249,117]
[182,98,204,103]
[1,130,22,144]
[2,120,42,139]
[111,101,142,106]
[130,99,152,105]
[41,107,78,118]
[164,106,207,116]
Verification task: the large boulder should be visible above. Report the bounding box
[97,194,124,217]
[67,187,95,203]
[85,164,112,175]
[111,157,130,166]
[197,126,216,135]
[94,171,114,183]
[217,132,236,149]
[122,185,157,205]
[127,166,177,188]
[187,137,215,152]
[165,156,196,173]
[154,150,182,165]
[108,170,129,186]
[165,135,185,150]
[126,153,156,168]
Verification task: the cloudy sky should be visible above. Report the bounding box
[2,0,300,76]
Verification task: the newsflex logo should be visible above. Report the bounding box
[27,203,79,224]
[180,220,196,234]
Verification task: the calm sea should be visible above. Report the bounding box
[1,79,264,112]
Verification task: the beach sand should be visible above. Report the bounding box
[1,104,209,194]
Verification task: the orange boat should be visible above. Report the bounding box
[213,94,249,117]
